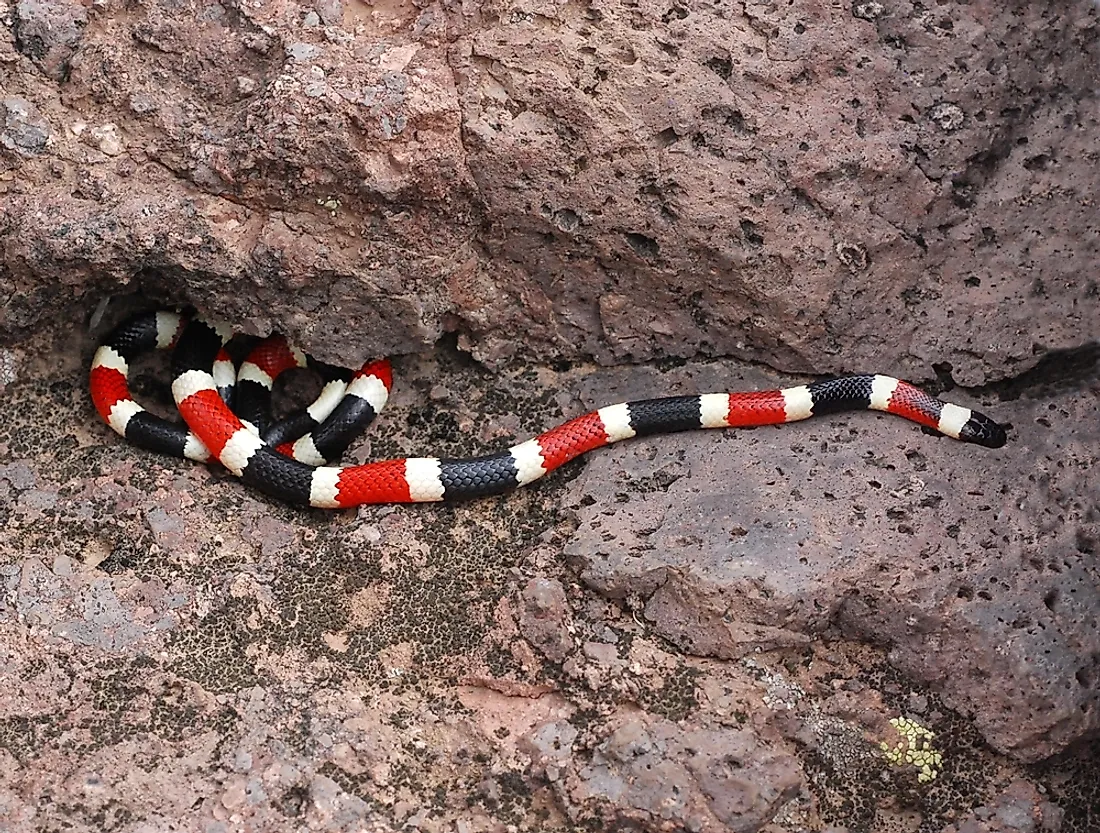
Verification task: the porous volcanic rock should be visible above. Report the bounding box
[1,0,1099,831]
[1,1,1097,384]
[0,312,1097,832]
[564,355,1100,764]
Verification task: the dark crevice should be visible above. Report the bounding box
[983,343,1100,402]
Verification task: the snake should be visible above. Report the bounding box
[89,311,391,467]
[89,311,1007,508]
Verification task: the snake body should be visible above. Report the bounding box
[90,312,1007,508]
[89,311,391,467]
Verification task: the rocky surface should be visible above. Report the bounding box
[1,0,1098,383]
[0,318,1097,832]
[939,780,1063,833]
[566,355,1100,763]
[1,0,1098,831]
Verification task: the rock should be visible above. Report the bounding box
[88,123,123,156]
[0,1,1095,381]
[517,577,574,663]
[0,97,51,157]
[941,780,1063,833]
[0,0,1098,829]
[519,718,578,782]
[234,76,257,97]
[564,358,1100,763]
[0,319,1097,831]
[314,0,342,28]
[12,0,87,81]
[552,712,802,832]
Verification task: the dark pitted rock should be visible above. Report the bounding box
[0,97,51,157]
[12,0,87,81]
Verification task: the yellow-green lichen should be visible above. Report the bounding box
[880,716,943,783]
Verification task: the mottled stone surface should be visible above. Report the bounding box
[11,0,87,81]
[518,576,574,663]
[1,1,1098,384]
[940,780,1063,833]
[565,357,1100,763]
[1,0,1098,830]
[0,319,1097,832]
[554,712,801,832]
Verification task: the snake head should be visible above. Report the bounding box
[959,412,1007,448]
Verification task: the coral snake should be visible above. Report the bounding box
[90,311,1007,508]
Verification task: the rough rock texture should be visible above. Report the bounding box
[518,576,575,663]
[1,0,1099,830]
[1,0,1098,383]
[0,320,1097,832]
[552,712,801,831]
[566,356,1100,764]
[940,780,1063,833]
